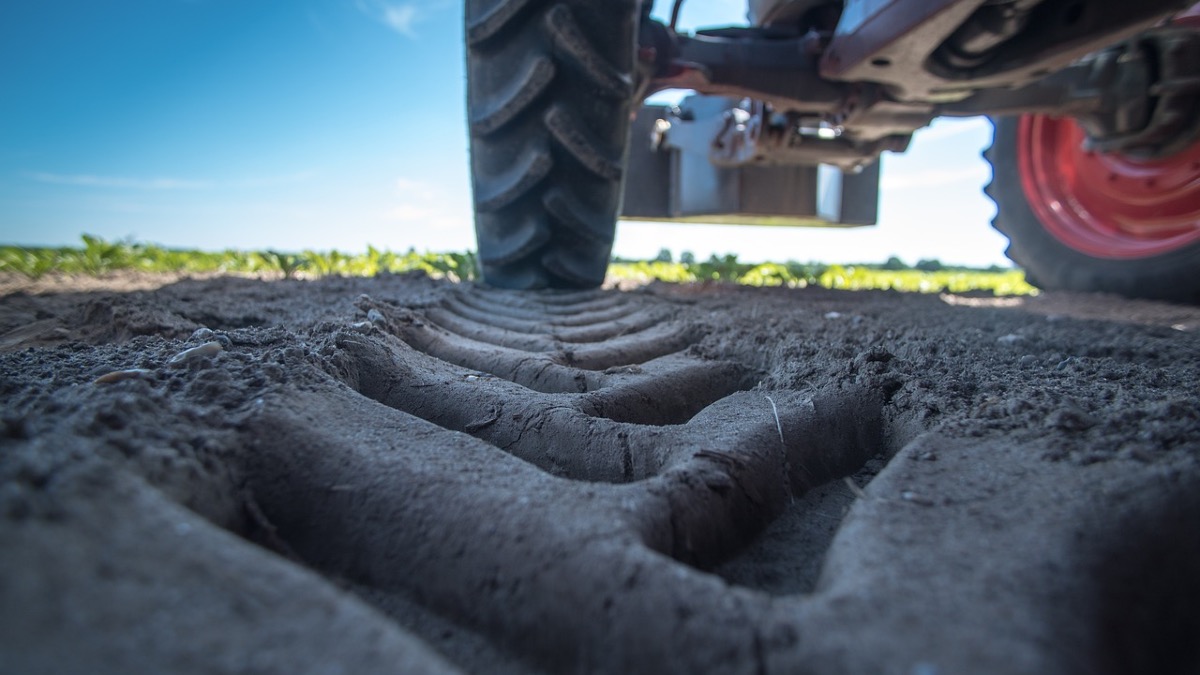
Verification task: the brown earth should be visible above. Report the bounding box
[1,271,1199,674]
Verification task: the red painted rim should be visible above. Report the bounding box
[1016,115,1200,259]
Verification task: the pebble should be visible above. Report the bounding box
[996,334,1025,346]
[94,368,154,385]
[367,309,387,326]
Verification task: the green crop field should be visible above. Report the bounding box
[0,236,1036,296]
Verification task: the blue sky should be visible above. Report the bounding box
[0,0,1009,267]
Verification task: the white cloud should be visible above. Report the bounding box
[234,170,319,188]
[383,4,419,36]
[388,204,439,221]
[395,177,434,194]
[356,0,441,38]
[389,177,445,221]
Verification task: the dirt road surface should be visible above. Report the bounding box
[2,273,1198,674]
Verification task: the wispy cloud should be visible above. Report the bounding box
[395,177,434,194]
[233,170,320,188]
[26,170,318,190]
[388,204,439,221]
[27,172,212,190]
[356,0,450,38]
[384,4,419,36]
[386,175,467,224]
[388,176,436,221]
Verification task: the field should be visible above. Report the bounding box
[0,235,1036,295]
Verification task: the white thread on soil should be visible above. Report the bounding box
[765,395,784,449]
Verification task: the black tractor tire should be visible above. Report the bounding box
[985,116,1200,303]
[465,0,642,289]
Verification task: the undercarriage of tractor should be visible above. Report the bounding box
[464,0,1200,300]
[636,0,1200,172]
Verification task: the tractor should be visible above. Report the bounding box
[464,0,1200,301]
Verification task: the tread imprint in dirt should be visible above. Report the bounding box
[5,278,1200,675]
[258,285,893,673]
[348,288,881,487]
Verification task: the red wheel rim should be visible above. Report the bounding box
[1016,115,1200,259]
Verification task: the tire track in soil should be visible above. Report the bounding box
[245,285,888,673]
[4,277,1200,674]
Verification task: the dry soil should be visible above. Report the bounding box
[1,272,1199,674]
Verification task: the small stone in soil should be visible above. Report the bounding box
[168,341,223,366]
[94,368,155,385]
